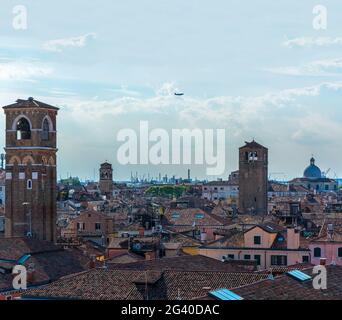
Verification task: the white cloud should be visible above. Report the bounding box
[266,58,342,77]
[283,37,342,48]
[6,81,341,178]
[0,60,53,81]
[292,113,342,144]
[56,81,337,129]
[43,33,97,52]
[155,82,179,96]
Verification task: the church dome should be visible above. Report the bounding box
[303,157,322,179]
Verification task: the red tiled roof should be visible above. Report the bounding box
[233,266,342,300]
[3,98,59,110]
[23,268,269,300]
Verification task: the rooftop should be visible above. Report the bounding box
[3,98,59,111]
[23,268,269,300]
[232,265,342,300]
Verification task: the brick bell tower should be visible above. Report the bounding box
[239,140,268,215]
[99,162,113,199]
[3,98,58,242]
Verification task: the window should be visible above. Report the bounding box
[271,255,287,266]
[248,151,258,161]
[314,247,321,258]
[254,255,261,266]
[244,254,251,260]
[16,118,31,140]
[302,256,309,263]
[77,222,85,231]
[95,223,101,231]
[27,179,32,190]
[277,235,285,242]
[254,236,261,245]
[42,118,50,140]
[338,248,342,258]
[227,254,235,260]
[171,213,180,219]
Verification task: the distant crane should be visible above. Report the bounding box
[322,168,331,178]
[269,172,286,182]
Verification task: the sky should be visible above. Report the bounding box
[0,0,342,181]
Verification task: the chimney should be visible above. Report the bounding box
[287,227,300,250]
[89,256,96,269]
[138,227,145,237]
[320,258,327,266]
[327,224,334,241]
[200,231,207,242]
[144,251,156,261]
[27,263,35,284]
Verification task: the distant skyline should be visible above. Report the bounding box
[0,1,342,180]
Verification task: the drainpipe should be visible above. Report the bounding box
[264,250,267,270]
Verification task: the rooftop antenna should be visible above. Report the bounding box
[176,289,182,300]
[145,271,149,301]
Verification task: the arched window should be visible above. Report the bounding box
[27,179,32,190]
[314,247,321,258]
[338,247,342,258]
[16,118,31,140]
[42,118,50,140]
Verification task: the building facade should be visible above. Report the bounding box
[289,157,338,193]
[199,224,310,270]
[202,181,239,201]
[3,98,58,241]
[309,223,342,266]
[239,140,268,215]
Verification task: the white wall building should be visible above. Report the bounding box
[202,181,239,201]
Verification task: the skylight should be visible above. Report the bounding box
[287,270,312,282]
[209,288,243,301]
[171,213,180,219]
[17,254,31,265]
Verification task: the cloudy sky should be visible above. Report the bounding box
[0,0,341,181]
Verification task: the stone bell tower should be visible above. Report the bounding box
[3,98,58,242]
